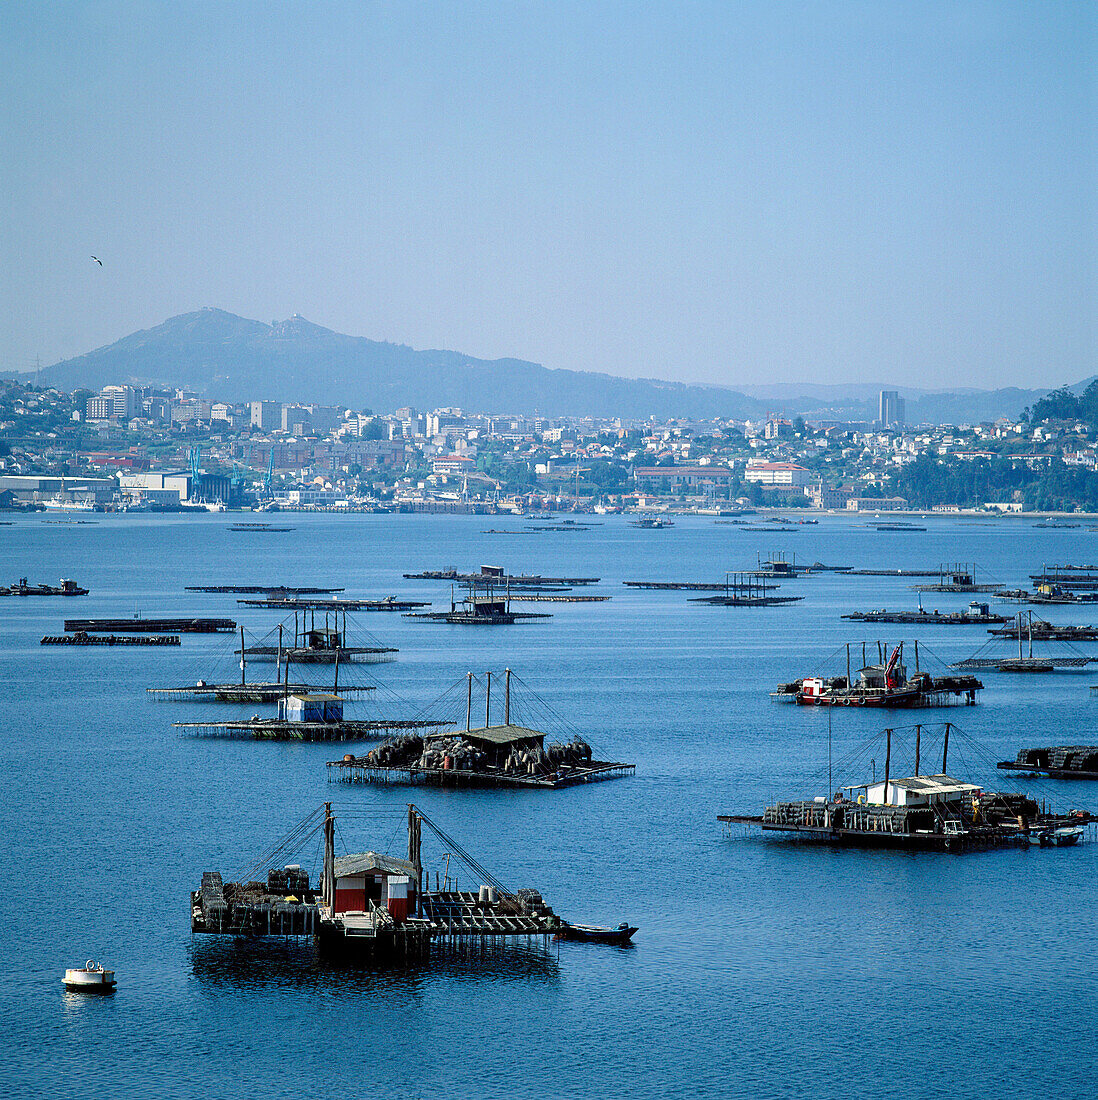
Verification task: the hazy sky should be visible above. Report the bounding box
[2,1,1094,390]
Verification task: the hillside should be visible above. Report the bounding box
[37,309,768,419]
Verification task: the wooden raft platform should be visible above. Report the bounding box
[328,757,635,789]
[148,682,376,702]
[174,718,449,742]
[65,617,236,633]
[44,632,181,646]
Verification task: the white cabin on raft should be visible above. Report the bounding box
[854,774,982,808]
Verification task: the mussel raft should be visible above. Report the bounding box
[330,725,635,789]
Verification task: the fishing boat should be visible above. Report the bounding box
[557,921,637,945]
[631,514,674,528]
[10,577,88,596]
[779,642,982,707]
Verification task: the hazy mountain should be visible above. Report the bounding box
[30,307,1080,423]
[36,308,770,420]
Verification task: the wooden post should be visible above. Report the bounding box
[485,671,491,727]
[239,625,246,686]
[334,644,340,695]
[914,640,919,674]
[942,722,950,773]
[323,802,335,910]
[882,728,891,803]
[466,672,472,732]
[914,724,921,776]
[846,643,851,687]
[505,668,511,725]
[276,623,283,684]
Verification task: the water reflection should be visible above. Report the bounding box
[189,938,560,994]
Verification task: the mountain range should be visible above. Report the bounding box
[20,307,1071,423]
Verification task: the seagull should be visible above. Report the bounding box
[91,256,102,265]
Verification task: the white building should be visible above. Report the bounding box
[744,460,812,488]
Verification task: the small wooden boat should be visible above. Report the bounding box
[63,960,116,993]
[557,921,637,945]
[1038,826,1084,847]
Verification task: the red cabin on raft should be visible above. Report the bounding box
[332,852,417,921]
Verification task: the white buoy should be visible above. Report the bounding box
[63,960,116,993]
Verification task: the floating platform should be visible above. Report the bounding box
[843,603,1006,625]
[65,617,236,633]
[190,805,572,961]
[330,725,633,789]
[995,588,1098,604]
[239,645,397,663]
[624,580,778,591]
[173,717,447,741]
[998,745,1098,779]
[237,596,430,611]
[185,585,345,594]
[845,569,940,577]
[911,563,997,593]
[148,682,376,702]
[505,594,611,603]
[403,568,598,586]
[720,741,1092,852]
[987,621,1098,640]
[954,656,1093,670]
[691,594,802,606]
[43,632,180,646]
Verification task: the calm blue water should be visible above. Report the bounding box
[2,513,1096,1099]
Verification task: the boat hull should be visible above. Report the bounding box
[557,923,637,945]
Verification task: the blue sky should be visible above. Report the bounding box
[1,1,1094,390]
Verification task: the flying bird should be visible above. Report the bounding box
[91,256,102,265]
